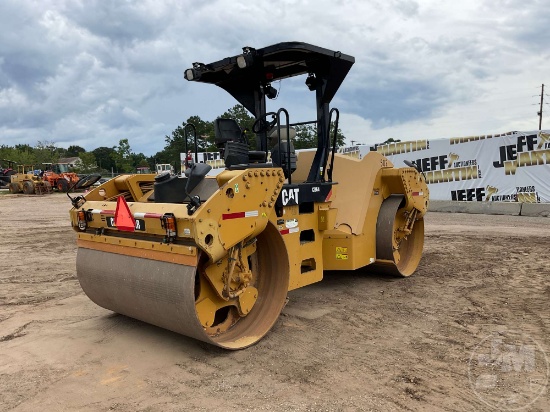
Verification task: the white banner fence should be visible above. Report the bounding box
[182,130,550,203]
[345,130,550,203]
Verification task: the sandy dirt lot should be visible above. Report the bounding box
[1,193,549,411]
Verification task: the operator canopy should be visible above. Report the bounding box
[184,42,355,114]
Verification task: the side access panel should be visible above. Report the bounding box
[273,183,336,291]
[321,152,390,270]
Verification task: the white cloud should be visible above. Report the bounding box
[0,87,28,108]
[0,0,548,154]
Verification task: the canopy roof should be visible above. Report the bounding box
[185,42,355,114]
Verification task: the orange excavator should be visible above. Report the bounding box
[42,163,80,192]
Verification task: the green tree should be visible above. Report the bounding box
[293,124,317,150]
[162,116,214,172]
[130,152,148,170]
[74,152,97,173]
[137,158,150,168]
[185,115,215,151]
[66,145,86,157]
[218,105,255,148]
[293,122,345,150]
[0,145,36,165]
[329,121,346,148]
[161,104,347,167]
[34,141,65,164]
[15,144,33,153]
[92,147,116,173]
[111,139,133,173]
[145,155,155,170]
[163,123,190,173]
[148,151,170,169]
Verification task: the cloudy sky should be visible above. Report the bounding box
[1,0,548,155]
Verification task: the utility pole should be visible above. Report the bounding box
[538,83,544,130]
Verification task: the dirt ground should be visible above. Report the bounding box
[0,193,549,412]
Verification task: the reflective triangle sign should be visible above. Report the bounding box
[114,196,136,232]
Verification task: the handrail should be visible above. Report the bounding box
[276,108,291,184]
[326,107,340,182]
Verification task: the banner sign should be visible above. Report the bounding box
[184,130,550,202]
[181,151,225,169]
[347,130,550,203]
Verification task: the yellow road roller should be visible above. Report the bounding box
[69,42,429,349]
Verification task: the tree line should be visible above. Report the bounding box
[0,140,149,175]
[0,105,346,175]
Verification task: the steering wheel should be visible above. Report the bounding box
[252,112,278,134]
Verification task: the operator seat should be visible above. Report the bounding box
[214,118,266,168]
[269,126,297,177]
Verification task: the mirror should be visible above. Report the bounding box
[75,174,102,190]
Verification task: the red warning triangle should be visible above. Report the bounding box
[114,196,136,232]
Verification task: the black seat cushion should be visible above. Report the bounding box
[249,150,267,163]
[214,118,242,145]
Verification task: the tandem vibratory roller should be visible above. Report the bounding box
[69,42,429,349]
